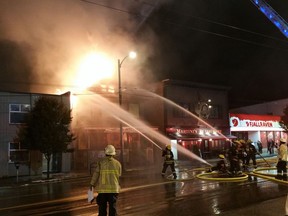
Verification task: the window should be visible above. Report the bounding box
[209,105,222,119]
[173,103,191,118]
[128,103,140,118]
[9,104,30,124]
[8,142,29,163]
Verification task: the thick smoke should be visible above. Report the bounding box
[0,0,164,93]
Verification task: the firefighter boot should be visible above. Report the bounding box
[275,174,282,180]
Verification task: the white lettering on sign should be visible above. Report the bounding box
[245,121,273,127]
[166,127,222,135]
[176,129,198,134]
[229,117,281,128]
[229,113,282,129]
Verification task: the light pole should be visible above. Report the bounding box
[118,51,136,170]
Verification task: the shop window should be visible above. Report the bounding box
[8,142,29,163]
[212,140,218,149]
[107,133,120,149]
[9,104,30,124]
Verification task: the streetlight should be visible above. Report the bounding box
[118,51,136,170]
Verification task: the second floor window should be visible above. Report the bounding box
[9,104,30,124]
[173,103,191,118]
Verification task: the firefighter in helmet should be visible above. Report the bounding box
[210,154,228,174]
[228,140,242,175]
[90,145,122,216]
[161,144,177,179]
[245,139,257,169]
[276,138,288,180]
[239,139,247,170]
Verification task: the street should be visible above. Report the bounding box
[0,161,288,216]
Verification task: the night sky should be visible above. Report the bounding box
[137,0,288,108]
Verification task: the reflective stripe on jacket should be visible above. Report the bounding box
[278,144,288,162]
[90,156,122,193]
[162,149,174,164]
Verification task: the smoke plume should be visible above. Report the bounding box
[0,0,163,93]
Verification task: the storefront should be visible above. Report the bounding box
[166,127,233,159]
[229,113,287,152]
[73,126,158,171]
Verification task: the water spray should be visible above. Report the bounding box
[112,114,162,150]
[131,88,230,140]
[75,92,210,166]
[114,112,211,166]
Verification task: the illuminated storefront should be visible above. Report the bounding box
[229,113,286,151]
[166,127,233,159]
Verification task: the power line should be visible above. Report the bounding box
[162,20,288,51]
[80,0,288,50]
[171,13,288,44]
[80,0,139,16]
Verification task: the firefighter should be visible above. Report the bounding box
[245,139,257,169]
[90,145,122,216]
[161,144,177,179]
[239,139,247,170]
[209,154,228,174]
[276,138,288,180]
[228,140,242,175]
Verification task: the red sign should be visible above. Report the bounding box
[230,113,281,128]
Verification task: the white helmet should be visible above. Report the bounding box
[105,145,116,155]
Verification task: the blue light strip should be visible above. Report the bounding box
[251,0,288,38]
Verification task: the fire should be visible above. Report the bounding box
[74,52,114,90]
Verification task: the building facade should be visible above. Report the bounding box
[71,79,234,172]
[155,80,233,159]
[229,99,288,152]
[0,91,71,178]
[71,86,160,171]
[229,113,286,153]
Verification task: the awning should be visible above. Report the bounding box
[167,133,235,140]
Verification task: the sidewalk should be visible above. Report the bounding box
[0,165,162,188]
[0,171,90,187]
[0,152,278,188]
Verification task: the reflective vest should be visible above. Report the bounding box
[162,149,174,164]
[90,156,122,193]
[278,144,288,162]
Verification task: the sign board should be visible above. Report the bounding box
[230,113,282,131]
